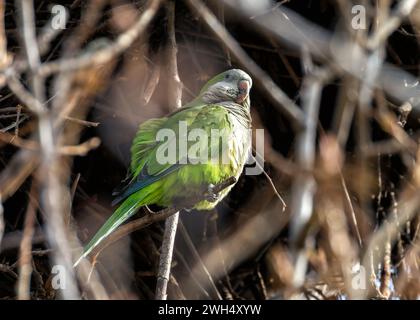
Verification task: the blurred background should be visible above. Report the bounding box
[0,0,420,300]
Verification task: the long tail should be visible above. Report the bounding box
[73,195,144,267]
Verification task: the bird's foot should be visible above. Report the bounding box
[205,184,219,203]
[144,205,157,214]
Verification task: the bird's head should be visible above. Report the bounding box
[199,69,252,105]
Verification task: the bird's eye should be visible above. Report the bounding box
[225,74,230,79]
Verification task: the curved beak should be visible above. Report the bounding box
[236,79,250,103]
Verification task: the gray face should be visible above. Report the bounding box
[202,69,253,104]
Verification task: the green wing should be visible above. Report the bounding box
[112,105,204,205]
[113,103,233,205]
[74,104,233,267]
[129,117,167,175]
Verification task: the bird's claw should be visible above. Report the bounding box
[205,184,218,202]
[144,205,157,214]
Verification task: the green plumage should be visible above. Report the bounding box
[74,69,253,266]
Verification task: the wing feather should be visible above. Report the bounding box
[112,104,232,205]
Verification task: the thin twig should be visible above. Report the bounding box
[178,220,223,300]
[37,0,163,77]
[16,0,80,299]
[17,182,38,300]
[367,0,418,49]
[156,1,183,300]
[64,116,100,128]
[0,196,3,252]
[0,131,101,156]
[340,174,363,247]
[224,0,420,111]
[185,0,305,130]
[60,137,101,156]
[290,66,332,288]
[89,177,237,263]
[0,0,9,70]
[254,158,287,210]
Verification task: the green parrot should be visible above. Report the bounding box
[74,69,253,266]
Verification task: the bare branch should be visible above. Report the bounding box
[16,0,79,299]
[290,67,332,288]
[185,0,305,130]
[37,0,163,77]
[156,1,183,301]
[17,182,38,300]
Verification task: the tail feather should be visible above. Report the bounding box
[73,195,144,267]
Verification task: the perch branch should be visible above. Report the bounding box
[89,177,237,266]
[155,1,183,300]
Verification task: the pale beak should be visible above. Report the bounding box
[236,79,250,103]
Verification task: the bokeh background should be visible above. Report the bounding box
[0,0,420,300]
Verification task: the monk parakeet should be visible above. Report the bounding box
[74,69,253,266]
